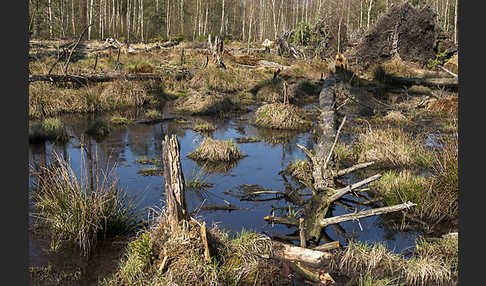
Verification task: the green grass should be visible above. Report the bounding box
[110,114,132,125]
[192,122,216,133]
[135,157,160,165]
[145,109,162,120]
[30,152,141,256]
[29,118,69,143]
[85,119,112,139]
[137,167,163,176]
[332,237,458,285]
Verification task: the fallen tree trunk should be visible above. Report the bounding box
[385,76,458,89]
[319,201,416,228]
[29,69,192,85]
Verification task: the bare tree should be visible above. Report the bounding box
[367,0,373,29]
[220,0,225,35]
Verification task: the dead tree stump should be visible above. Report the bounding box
[162,135,188,230]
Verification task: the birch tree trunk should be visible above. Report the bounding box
[454,0,457,44]
[204,1,208,36]
[72,0,76,36]
[220,0,225,35]
[140,0,144,42]
[180,0,184,36]
[88,0,94,40]
[48,0,53,39]
[272,0,277,39]
[367,0,373,29]
[166,0,170,38]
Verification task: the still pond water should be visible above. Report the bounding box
[28,107,420,283]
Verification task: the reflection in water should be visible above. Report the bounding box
[29,110,421,282]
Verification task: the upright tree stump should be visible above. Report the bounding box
[162,135,187,230]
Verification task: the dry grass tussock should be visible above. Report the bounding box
[330,236,458,285]
[173,90,242,115]
[283,159,313,185]
[29,80,165,119]
[102,213,286,286]
[30,151,140,256]
[253,103,313,130]
[355,127,434,169]
[427,95,458,114]
[188,137,245,162]
[372,136,457,230]
[29,118,69,143]
[189,65,271,92]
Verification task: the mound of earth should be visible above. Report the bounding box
[347,2,455,70]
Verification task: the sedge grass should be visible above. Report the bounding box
[30,151,141,256]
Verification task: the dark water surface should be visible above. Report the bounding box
[28,108,420,283]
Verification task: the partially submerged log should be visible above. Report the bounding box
[162,135,188,230]
[319,201,416,228]
[385,75,458,89]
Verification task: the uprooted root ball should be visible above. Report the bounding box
[188,138,246,162]
[253,103,313,130]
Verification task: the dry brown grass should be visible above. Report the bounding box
[330,236,458,285]
[253,103,313,130]
[173,90,241,115]
[427,95,458,114]
[29,80,165,119]
[103,213,287,286]
[355,127,434,169]
[188,137,246,162]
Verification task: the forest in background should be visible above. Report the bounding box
[29,0,458,45]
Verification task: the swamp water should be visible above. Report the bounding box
[29,108,420,284]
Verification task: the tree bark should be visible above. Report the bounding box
[162,135,188,230]
[319,201,416,228]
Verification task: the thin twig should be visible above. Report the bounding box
[323,116,346,172]
[63,24,93,75]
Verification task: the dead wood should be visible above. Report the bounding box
[273,241,332,268]
[264,215,300,226]
[334,162,375,177]
[312,241,340,252]
[319,201,416,228]
[384,75,458,89]
[29,69,192,85]
[327,174,382,204]
[162,135,188,230]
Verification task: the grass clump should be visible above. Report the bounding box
[355,127,434,169]
[135,157,160,165]
[137,167,163,176]
[110,114,132,125]
[30,152,140,256]
[127,62,155,73]
[253,103,313,131]
[145,109,162,120]
[85,119,112,139]
[29,118,69,143]
[192,122,216,133]
[282,158,313,185]
[372,137,457,231]
[29,80,165,119]
[173,90,241,115]
[330,236,458,285]
[234,136,261,144]
[188,138,246,162]
[102,214,286,286]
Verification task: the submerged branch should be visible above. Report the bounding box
[319,201,416,228]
